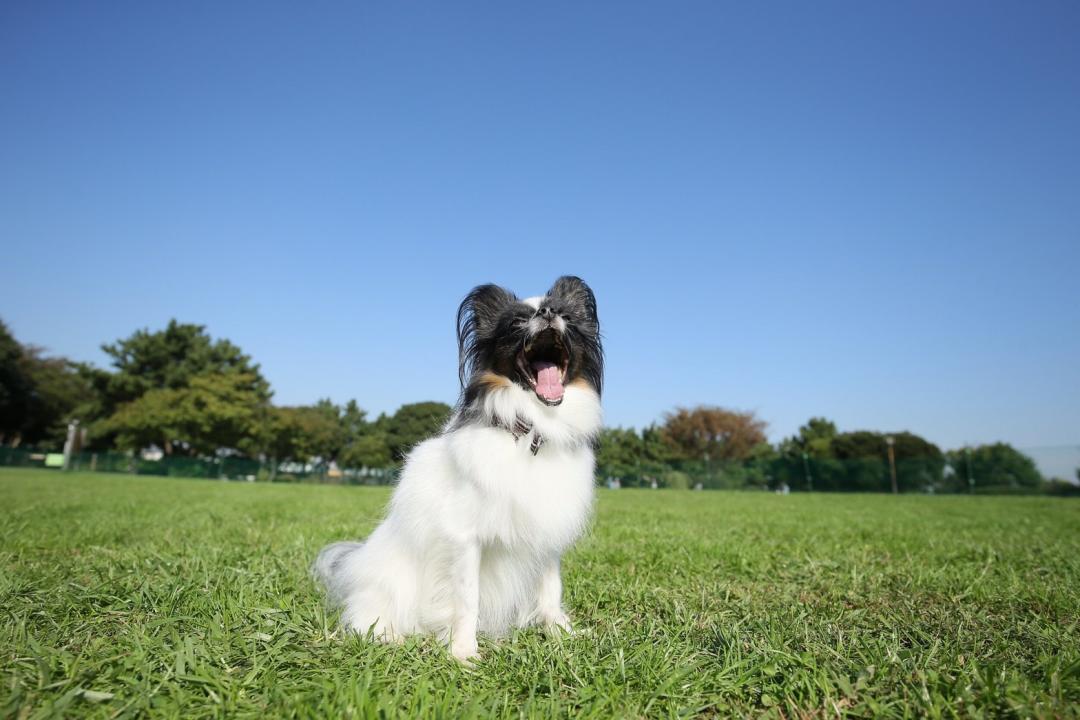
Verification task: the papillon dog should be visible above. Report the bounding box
[314,276,603,661]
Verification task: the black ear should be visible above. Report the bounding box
[548,276,599,328]
[456,284,517,387]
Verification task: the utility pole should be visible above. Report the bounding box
[886,436,898,494]
[972,446,980,492]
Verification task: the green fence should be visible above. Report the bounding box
[0,446,400,485]
[595,456,944,492]
[2,445,1076,495]
[596,452,1079,495]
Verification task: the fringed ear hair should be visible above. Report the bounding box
[548,276,599,332]
[456,284,518,387]
[547,275,604,397]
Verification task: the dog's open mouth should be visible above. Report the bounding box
[517,328,568,405]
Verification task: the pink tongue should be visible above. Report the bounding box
[532,361,564,401]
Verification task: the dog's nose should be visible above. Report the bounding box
[537,306,556,321]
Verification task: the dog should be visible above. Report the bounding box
[313,276,603,661]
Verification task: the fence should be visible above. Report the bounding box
[0,446,400,485]
[2,444,1077,495]
[595,447,1080,495]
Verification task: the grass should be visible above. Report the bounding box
[1,468,1078,719]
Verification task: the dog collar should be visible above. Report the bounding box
[491,415,545,455]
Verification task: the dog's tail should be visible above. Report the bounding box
[312,541,365,605]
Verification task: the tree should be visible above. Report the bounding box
[379,402,453,460]
[339,400,369,442]
[103,372,268,456]
[641,424,678,464]
[0,319,100,449]
[98,320,270,413]
[95,322,271,453]
[827,430,944,492]
[660,406,767,461]
[266,404,343,464]
[261,399,446,469]
[0,319,33,444]
[1044,477,1080,497]
[294,400,350,460]
[18,352,99,449]
[259,399,395,477]
[339,432,393,469]
[779,417,838,457]
[945,443,1042,492]
[595,427,645,482]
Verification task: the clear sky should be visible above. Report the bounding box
[2,2,1078,455]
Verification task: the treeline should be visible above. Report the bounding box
[2,318,1076,493]
[597,411,1078,495]
[0,319,451,472]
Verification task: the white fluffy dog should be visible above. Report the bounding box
[314,276,604,661]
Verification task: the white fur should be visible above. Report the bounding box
[528,314,567,335]
[314,381,601,661]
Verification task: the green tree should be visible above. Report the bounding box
[98,320,270,413]
[945,443,1042,492]
[641,424,678,465]
[826,430,944,492]
[103,372,268,456]
[0,319,100,449]
[266,404,339,464]
[379,402,453,460]
[19,352,99,449]
[296,400,350,460]
[595,427,644,483]
[779,417,838,458]
[261,399,390,478]
[340,400,369,442]
[1044,477,1080,497]
[0,319,31,443]
[339,432,393,469]
[95,321,271,453]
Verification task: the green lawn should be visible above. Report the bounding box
[2,468,1078,719]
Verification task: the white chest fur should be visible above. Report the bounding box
[446,424,595,552]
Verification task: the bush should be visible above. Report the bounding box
[661,470,691,490]
[1045,479,1080,497]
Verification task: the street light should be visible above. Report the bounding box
[885,436,898,494]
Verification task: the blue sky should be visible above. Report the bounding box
[2,1,1078,454]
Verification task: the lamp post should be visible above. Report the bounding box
[885,436,898,494]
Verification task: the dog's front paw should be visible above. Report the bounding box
[450,638,480,664]
[541,611,573,635]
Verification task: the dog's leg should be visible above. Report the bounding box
[535,557,572,633]
[449,540,481,662]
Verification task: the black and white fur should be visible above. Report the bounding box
[314,276,603,661]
